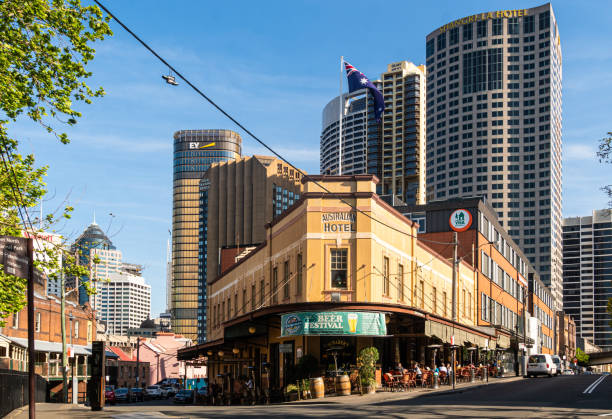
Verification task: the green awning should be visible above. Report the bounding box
[281,311,386,337]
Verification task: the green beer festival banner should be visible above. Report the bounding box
[280,311,387,337]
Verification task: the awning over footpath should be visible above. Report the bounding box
[425,319,491,348]
[6,336,92,355]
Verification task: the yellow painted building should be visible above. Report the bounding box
[181,175,495,390]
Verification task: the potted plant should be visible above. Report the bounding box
[297,354,322,399]
[358,347,379,395]
[299,379,310,399]
[285,384,299,401]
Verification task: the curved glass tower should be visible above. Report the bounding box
[172,129,241,340]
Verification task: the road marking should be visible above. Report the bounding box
[598,413,612,417]
[583,375,607,394]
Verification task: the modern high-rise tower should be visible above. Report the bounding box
[562,209,612,351]
[171,129,241,340]
[320,61,427,204]
[425,4,563,309]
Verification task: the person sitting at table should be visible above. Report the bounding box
[439,364,448,374]
[395,362,407,374]
[414,363,422,378]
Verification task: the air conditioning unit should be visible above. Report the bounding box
[331,293,341,302]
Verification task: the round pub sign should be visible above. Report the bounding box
[449,209,472,232]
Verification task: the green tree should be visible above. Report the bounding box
[597,132,612,332]
[597,131,612,207]
[575,347,590,367]
[0,0,111,324]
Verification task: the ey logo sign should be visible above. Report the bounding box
[188,142,216,149]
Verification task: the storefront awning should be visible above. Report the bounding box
[425,320,489,348]
[281,311,387,337]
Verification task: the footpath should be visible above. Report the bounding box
[6,375,523,418]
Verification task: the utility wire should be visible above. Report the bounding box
[93,0,454,247]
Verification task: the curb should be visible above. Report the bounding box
[420,376,524,398]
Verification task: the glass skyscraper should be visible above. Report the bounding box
[71,220,122,306]
[425,4,563,310]
[320,61,427,205]
[172,129,241,341]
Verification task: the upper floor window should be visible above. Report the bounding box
[331,249,348,289]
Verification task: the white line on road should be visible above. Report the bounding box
[583,375,607,394]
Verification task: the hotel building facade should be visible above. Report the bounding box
[172,129,242,340]
[321,61,427,205]
[179,176,516,390]
[424,4,563,310]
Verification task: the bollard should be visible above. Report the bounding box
[433,372,439,389]
[470,368,475,383]
[484,366,488,382]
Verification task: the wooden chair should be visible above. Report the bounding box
[419,371,431,388]
[382,373,398,392]
[400,373,416,391]
[439,371,448,385]
[349,370,360,393]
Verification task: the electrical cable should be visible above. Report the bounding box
[92,0,454,247]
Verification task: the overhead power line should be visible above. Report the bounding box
[93,0,454,246]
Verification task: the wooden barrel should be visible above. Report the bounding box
[310,377,324,399]
[336,374,350,396]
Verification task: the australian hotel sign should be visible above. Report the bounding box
[322,212,356,233]
[438,9,529,33]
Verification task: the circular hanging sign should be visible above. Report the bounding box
[449,209,472,232]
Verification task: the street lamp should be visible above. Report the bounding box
[69,313,77,404]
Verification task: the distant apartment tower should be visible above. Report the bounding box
[425,4,563,310]
[171,129,241,340]
[562,209,612,351]
[98,270,151,336]
[320,61,426,204]
[199,155,303,342]
[71,220,122,306]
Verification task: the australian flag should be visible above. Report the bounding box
[344,61,385,122]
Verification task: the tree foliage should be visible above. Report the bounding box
[0,0,111,324]
[597,132,612,332]
[597,131,612,207]
[575,347,589,366]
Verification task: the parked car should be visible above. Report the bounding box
[173,389,195,404]
[105,386,116,405]
[129,387,144,402]
[144,385,162,400]
[551,355,564,375]
[196,385,208,399]
[162,386,176,398]
[526,354,557,377]
[114,388,129,403]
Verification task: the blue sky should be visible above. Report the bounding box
[8,0,612,317]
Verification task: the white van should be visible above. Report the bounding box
[526,354,557,377]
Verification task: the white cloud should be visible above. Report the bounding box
[564,144,595,161]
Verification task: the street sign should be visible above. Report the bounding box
[0,235,29,278]
[279,344,293,353]
[0,235,46,285]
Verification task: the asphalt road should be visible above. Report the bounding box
[11,374,612,418]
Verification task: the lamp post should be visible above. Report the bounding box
[69,313,77,404]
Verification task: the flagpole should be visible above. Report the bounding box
[338,55,343,176]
